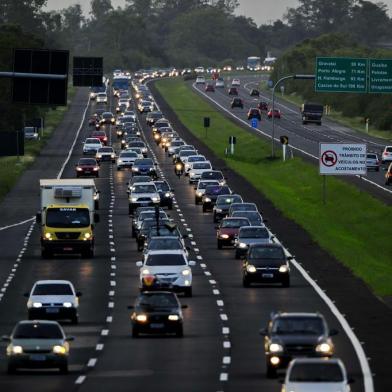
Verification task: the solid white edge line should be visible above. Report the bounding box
[75,375,86,384]
[0,217,35,232]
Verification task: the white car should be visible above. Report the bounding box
[25,280,81,324]
[231,78,241,86]
[194,180,220,203]
[215,79,225,88]
[128,182,160,214]
[83,138,102,155]
[189,161,213,184]
[194,66,205,73]
[168,140,185,156]
[143,236,189,258]
[96,146,116,163]
[125,147,144,159]
[117,151,139,170]
[381,145,392,164]
[184,155,206,173]
[24,126,39,140]
[96,92,108,103]
[196,76,206,84]
[118,98,130,108]
[124,110,136,122]
[136,250,196,297]
[282,358,352,392]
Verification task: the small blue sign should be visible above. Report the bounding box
[251,118,258,128]
[268,80,274,88]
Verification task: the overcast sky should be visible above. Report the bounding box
[45,0,392,26]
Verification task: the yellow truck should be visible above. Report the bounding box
[36,179,100,258]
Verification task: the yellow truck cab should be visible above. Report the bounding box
[37,179,99,258]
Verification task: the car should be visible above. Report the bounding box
[385,163,392,185]
[127,141,148,157]
[228,202,258,216]
[202,184,231,212]
[172,145,197,163]
[146,111,163,126]
[176,149,199,165]
[167,140,185,156]
[258,101,269,111]
[200,170,226,186]
[75,157,100,177]
[152,119,171,134]
[195,76,206,84]
[3,320,74,374]
[24,126,39,140]
[138,100,154,113]
[247,108,261,120]
[100,111,115,124]
[242,243,291,287]
[188,162,213,184]
[130,291,186,337]
[228,87,238,95]
[128,182,160,214]
[366,153,380,171]
[126,147,144,159]
[184,155,207,174]
[260,312,338,378]
[205,83,215,92]
[231,210,263,226]
[116,103,127,115]
[250,88,260,96]
[117,150,139,170]
[131,206,157,234]
[231,78,240,86]
[281,358,350,391]
[267,109,281,119]
[132,211,168,238]
[195,66,205,73]
[215,79,225,88]
[216,217,250,249]
[143,236,189,258]
[25,280,81,324]
[132,158,157,178]
[194,180,220,204]
[96,146,116,163]
[96,92,108,103]
[123,110,136,121]
[136,250,196,297]
[154,180,174,209]
[91,130,108,145]
[83,138,102,155]
[231,97,244,109]
[213,194,243,223]
[381,146,392,164]
[234,226,272,258]
[140,221,186,251]
[127,176,153,194]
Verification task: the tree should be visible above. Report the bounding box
[91,0,113,20]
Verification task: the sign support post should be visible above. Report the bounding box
[323,175,326,205]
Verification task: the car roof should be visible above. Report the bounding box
[134,182,156,186]
[17,320,61,326]
[146,250,185,255]
[274,312,323,319]
[34,280,73,285]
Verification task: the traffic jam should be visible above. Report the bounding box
[1,70,361,391]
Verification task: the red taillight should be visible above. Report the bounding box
[104,137,108,141]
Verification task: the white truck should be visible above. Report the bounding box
[36,179,100,258]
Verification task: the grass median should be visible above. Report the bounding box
[0,86,76,202]
[155,78,392,297]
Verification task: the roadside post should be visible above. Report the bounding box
[280,136,289,161]
[365,117,369,133]
[251,118,258,128]
[204,117,210,138]
[228,136,236,155]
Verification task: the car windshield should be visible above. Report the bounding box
[92,131,105,136]
[250,246,284,259]
[148,238,182,250]
[188,156,204,162]
[148,227,177,237]
[155,182,170,191]
[13,323,63,339]
[103,113,113,118]
[99,147,113,152]
[193,162,211,169]
[33,284,73,296]
[85,139,100,144]
[289,363,343,382]
[217,196,241,205]
[240,227,268,239]
[135,159,153,165]
[180,150,195,157]
[171,141,184,147]
[233,211,261,222]
[221,219,249,228]
[366,154,377,159]
[202,171,224,180]
[134,184,156,193]
[232,203,257,212]
[156,122,169,128]
[138,293,178,309]
[140,212,166,221]
[78,158,96,165]
[206,185,230,195]
[129,142,145,148]
[272,317,325,335]
[46,208,90,228]
[199,181,219,189]
[121,152,137,158]
[146,254,186,266]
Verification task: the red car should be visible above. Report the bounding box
[228,87,238,95]
[91,130,108,145]
[216,217,251,249]
[267,109,281,119]
[75,158,100,177]
[205,84,215,92]
[258,101,269,111]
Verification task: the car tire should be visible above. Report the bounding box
[217,240,223,250]
[242,276,250,288]
[176,326,184,337]
[184,287,192,297]
[95,200,99,210]
[7,364,16,374]
[132,327,139,338]
[266,363,277,378]
[59,364,68,374]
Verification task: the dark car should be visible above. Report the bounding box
[75,158,100,177]
[132,158,157,178]
[202,185,231,212]
[91,130,108,145]
[155,180,174,209]
[260,312,338,377]
[213,194,243,223]
[100,111,115,124]
[258,101,269,111]
[228,87,238,95]
[205,83,215,92]
[250,88,260,96]
[216,217,251,249]
[152,119,170,134]
[130,291,186,337]
[146,111,163,126]
[231,97,244,109]
[200,170,225,185]
[267,109,281,119]
[232,210,263,226]
[242,243,291,287]
[132,210,167,238]
[143,236,188,255]
[137,219,170,250]
[247,108,261,120]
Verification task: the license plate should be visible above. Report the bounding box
[85,171,91,174]
[262,273,274,278]
[150,323,164,329]
[30,354,46,361]
[64,247,73,251]
[46,308,59,313]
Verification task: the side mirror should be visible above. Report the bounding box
[136,261,143,267]
[65,336,75,342]
[76,291,82,297]
[36,212,42,224]
[23,292,29,297]
[2,335,11,342]
[329,328,339,336]
[181,305,188,309]
[259,328,267,336]
[188,260,196,267]
[94,213,100,223]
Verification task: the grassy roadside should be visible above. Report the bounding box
[0,86,77,202]
[156,78,392,297]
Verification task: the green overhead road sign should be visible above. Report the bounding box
[369,59,392,93]
[315,57,367,93]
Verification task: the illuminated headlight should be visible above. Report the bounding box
[166,142,171,147]
[168,315,179,321]
[84,232,91,239]
[76,167,83,171]
[33,302,43,308]
[111,154,115,158]
[11,345,23,354]
[269,343,284,353]
[270,356,280,365]
[111,119,115,123]
[142,148,147,153]
[204,197,211,202]
[94,194,99,200]
[121,140,126,145]
[279,265,289,273]
[220,234,229,239]
[175,163,183,171]
[131,197,138,202]
[154,134,160,140]
[116,107,120,111]
[45,232,52,239]
[190,172,195,177]
[215,208,222,213]
[162,138,167,143]
[63,302,73,308]
[118,159,123,164]
[164,192,171,198]
[239,242,248,248]
[93,167,99,171]
[97,154,102,158]
[149,167,154,171]
[152,197,160,202]
[141,268,150,275]
[53,345,67,355]
[316,342,332,354]
[246,264,257,273]
[132,167,139,172]
[136,131,141,136]
[136,314,147,322]
[182,269,191,276]
[196,191,203,197]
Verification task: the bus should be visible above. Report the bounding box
[247,56,261,71]
[112,76,129,96]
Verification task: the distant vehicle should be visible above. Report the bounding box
[301,102,323,125]
[215,79,225,88]
[96,147,116,163]
[381,145,392,164]
[194,66,205,73]
[247,56,261,71]
[96,92,107,103]
[216,217,251,249]
[205,84,215,92]
[83,138,102,154]
[24,126,39,140]
[117,151,139,170]
[258,101,269,111]
[213,194,243,223]
[267,109,281,119]
[247,108,261,121]
[234,226,272,259]
[75,157,100,177]
[228,87,238,95]
[250,89,260,96]
[385,163,392,185]
[196,76,206,84]
[231,97,244,109]
[366,153,380,171]
[91,130,108,145]
[231,78,240,86]
[112,76,129,96]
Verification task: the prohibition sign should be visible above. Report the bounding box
[321,150,337,167]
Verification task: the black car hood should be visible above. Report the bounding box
[272,334,324,345]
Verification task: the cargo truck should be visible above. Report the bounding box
[36,179,100,258]
[300,102,323,125]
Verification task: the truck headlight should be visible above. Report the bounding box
[45,232,52,239]
[168,315,179,321]
[84,232,91,239]
[33,302,43,308]
[53,345,67,355]
[316,342,332,354]
[11,345,23,354]
[246,264,256,273]
[269,343,284,353]
[279,265,289,273]
[63,302,73,308]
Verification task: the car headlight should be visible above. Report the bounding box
[215,208,222,213]
[279,265,289,273]
[166,142,171,147]
[316,342,332,354]
[63,302,73,308]
[141,268,150,275]
[76,167,83,171]
[11,345,23,354]
[204,197,211,202]
[45,232,52,239]
[168,315,179,321]
[84,232,91,239]
[269,343,284,353]
[53,345,67,355]
[246,264,257,273]
[239,242,248,248]
[131,197,138,202]
[136,314,147,322]
[164,192,171,198]
[152,197,160,202]
[97,154,102,158]
[142,148,147,153]
[118,159,123,164]
[149,167,154,171]
[111,154,115,158]
[196,191,203,197]
[33,302,43,308]
[132,167,139,171]
[182,269,191,276]
[220,234,229,239]
[190,172,195,177]
[93,167,99,171]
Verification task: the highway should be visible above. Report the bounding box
[192,76,392,202]
[0,80,390,392]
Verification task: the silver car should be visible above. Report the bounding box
[366,153,380,171]
[234,226,272,259]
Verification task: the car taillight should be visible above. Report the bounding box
[104,137,108,141]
